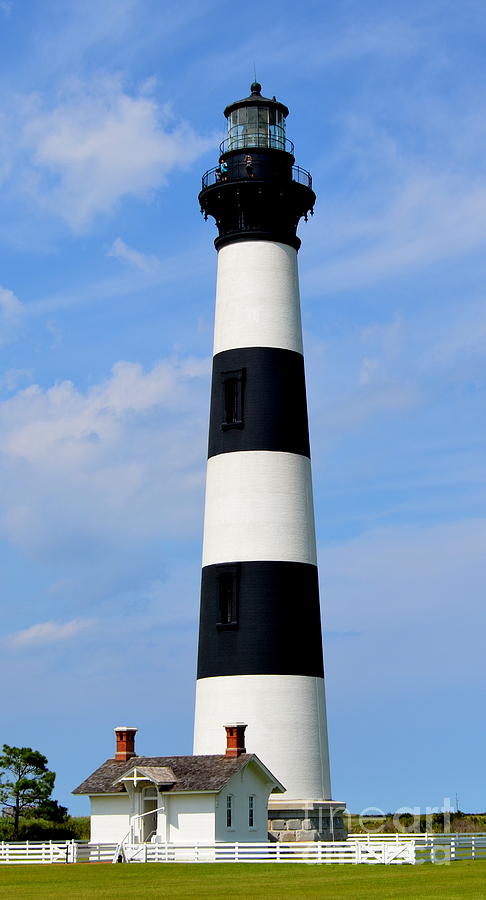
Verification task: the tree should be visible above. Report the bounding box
[0,745,55,839]
[30,798,69,823]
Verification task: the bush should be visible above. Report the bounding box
[0,818,14,840]
[0,814,89,841]
[66,816,90,840]
[16,818,77,840]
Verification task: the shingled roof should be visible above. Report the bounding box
[73,754,262,796]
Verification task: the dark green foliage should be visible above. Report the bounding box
[15,818,74,841]
[0,740,90,841]
[0,745,56,839]
[0,814,89,842]
[29,799,69,823]
[66,816,90,840]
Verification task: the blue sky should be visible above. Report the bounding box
[1,0,485,817]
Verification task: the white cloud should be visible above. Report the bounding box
[108,237,159,274]
[302,75,486,294]
[358,316,404,387]
[306,173,486,294]
[19,76,215,228]
[0,355,210,560]
[7,618,95,648]
[31,241,209,315]
[182,17,421,98]
[0,1,12,16]
[0,285,24,345]
[358,357,382,386]
[1,369,33,392]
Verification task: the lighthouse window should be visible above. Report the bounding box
[222,369,244,429]
[224,378,238,423]
[217,564,239,628]
[218,573,237,625]
[227,106,284,150]
[248,795,255,828]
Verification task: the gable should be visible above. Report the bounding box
[223,756,284,795]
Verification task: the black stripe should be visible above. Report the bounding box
[197,560,324,678]
[208,347,310,459]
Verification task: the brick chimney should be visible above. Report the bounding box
[225,724,247,758]
[114,726,138,761]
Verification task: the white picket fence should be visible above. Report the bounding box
[117,840,415,864]
[348,832,486,864]
[0,841,115,865]
[1,833,485,865]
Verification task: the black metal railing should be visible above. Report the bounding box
[292,165,313,187]
[201,164,312,190]
[219,136,295,155]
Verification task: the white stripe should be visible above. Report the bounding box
[213,241,304,355]
[193,674,332,801]
[202,451,317,567]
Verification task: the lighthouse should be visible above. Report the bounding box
[193,83,345,839]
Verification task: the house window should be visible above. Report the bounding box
[248,795,255,828]
[226,794,233,828]
[217,565,239,628]
[222,369,245,429]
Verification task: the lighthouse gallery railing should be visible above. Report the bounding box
[202,163,312,190]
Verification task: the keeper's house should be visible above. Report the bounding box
[73,725,284,844]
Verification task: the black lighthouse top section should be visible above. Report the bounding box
[199,83,315,251]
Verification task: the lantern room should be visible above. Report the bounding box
[224,82,290,152]
[199,83,315,251]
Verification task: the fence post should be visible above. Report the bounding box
[472,836,475,860]
[235,842,239,862]
[410,840,416,865]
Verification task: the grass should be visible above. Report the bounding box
[0,861,485,900]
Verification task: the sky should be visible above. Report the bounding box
[0,0,485,818]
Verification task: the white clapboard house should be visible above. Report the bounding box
[73,725,284,844]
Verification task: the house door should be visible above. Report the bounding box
[142,788,158,842]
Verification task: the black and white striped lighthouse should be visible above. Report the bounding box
[194,84,343,831]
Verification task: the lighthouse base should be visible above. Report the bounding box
[268,799,347,842]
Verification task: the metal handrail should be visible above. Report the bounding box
[201,164,312,190]
[292,165,313,187]
[219,136,294,154]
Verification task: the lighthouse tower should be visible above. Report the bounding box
[194,84,344,838]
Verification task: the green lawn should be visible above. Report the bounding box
[0,861,485,900]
